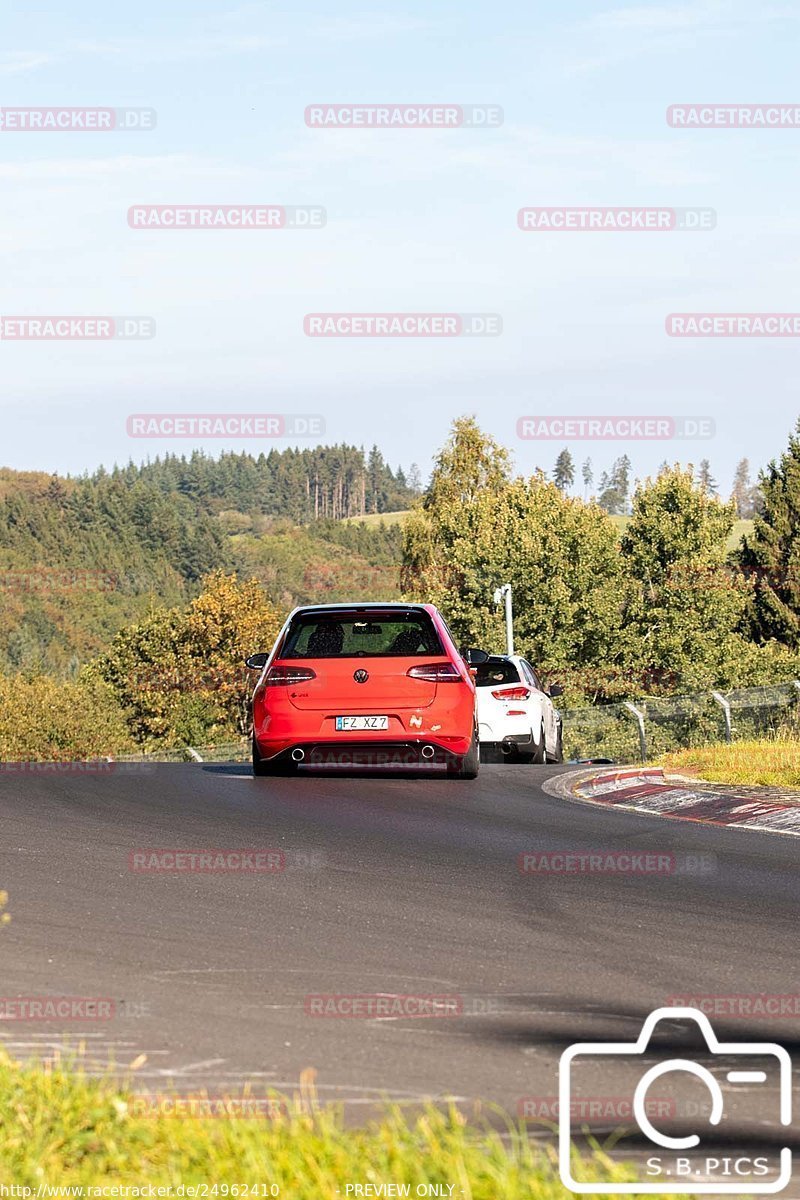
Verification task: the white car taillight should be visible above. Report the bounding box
[407,663,462,683]
[491,686,530,700]
[264,666,317,686]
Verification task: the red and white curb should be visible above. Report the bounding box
[543,766,800,838]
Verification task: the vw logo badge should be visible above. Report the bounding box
[354,669,369,683]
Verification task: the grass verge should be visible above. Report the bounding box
[0,1055,694,1196]
[661,737,800,788]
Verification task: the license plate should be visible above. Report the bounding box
[335,715,389,731]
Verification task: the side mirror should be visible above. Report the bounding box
[463,647,490,666]
[547,683,564,698]
[245,653,269,670]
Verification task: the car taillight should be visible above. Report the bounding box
[407,663,462,683]
[264,666,317,686]
[492,686,530,700]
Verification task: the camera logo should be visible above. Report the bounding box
[559,1006,792,1194]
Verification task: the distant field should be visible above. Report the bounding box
[610,514,752,551]
[730,518,754,549]
[343,511,753,546]
[340,509,410,526]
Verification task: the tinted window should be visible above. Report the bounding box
[521,660,542,690]
[475,660,521,688]
[281,611,444,658]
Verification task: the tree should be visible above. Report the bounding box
[401,420,623,685]
[423,416,510,509]
[597,455,632,515]
[738,420,800,647]
[86,572,283,746]
[408,463,424,494]
[697,459,717,495]
[731,458,759,518]
[0,673,133,760]
[581,458,593,500]
[620,468,751,688]
[553,448,575,492]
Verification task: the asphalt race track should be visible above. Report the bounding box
[1,761,798,1157]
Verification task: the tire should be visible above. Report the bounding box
[252,739,296,777]
[547,724,564,764]
[449,727,480,779]
[532,722,546,765]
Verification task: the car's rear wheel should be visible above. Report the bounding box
[532,722,546,764]
[449,727,480,779]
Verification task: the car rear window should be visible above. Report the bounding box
[475,660,521,687]
[281,611,445,658]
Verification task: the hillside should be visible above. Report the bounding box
[0,450,414,676]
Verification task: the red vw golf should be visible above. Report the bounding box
[247,603,486,777]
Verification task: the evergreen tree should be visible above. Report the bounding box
[697,459,717,495]
[597,455,632,515]
[731,458,757,517]
[408,463,424,494]
[553,448,575,492]
[581,458,593,500]
[738,420,800,646]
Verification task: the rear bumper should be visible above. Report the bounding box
[478,719,533,745]
[254,692,475,761]
[254,733,472,762]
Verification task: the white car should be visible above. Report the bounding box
[474,654,563,763]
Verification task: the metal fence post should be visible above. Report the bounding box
[622,701,647,763]
[711,691,732,742]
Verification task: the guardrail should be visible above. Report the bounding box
[111,742,248,764]
[560,681,800,763]
[107,680,800,767]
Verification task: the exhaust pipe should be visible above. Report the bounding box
[420,745,435,760]
[500,741,514,756]
[291,748,305,762]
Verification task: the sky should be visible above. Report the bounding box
[1,0,799,496]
